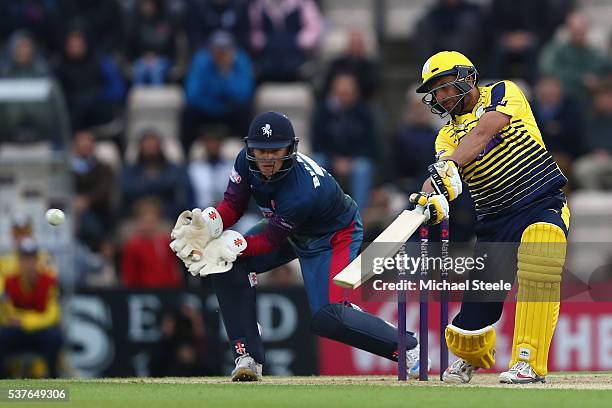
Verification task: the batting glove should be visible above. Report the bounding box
[409,192,449,226]
[428,160,462,201]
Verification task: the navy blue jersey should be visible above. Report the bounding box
[224,149,357,241]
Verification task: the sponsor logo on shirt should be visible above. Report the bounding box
[230,167,242,184]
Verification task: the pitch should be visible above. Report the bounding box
[2,374,611,408]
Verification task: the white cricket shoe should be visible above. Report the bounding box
[406,344,431,379]
[499,361,545,384]
[442,359,477,384]
[231,354,262,382]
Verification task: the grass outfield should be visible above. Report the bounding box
[1,374,611,408]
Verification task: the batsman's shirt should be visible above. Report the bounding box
[435,80,567,222]
[217,149,358,256]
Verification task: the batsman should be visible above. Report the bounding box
[411,51,570,384]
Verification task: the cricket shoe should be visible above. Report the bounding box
[231,354,262,382]
[406,344,431,379]
[442,359,477,384]
[499,361,545,384]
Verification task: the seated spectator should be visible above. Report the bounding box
[0,239,63,378]
[181,30,253,152]
[55,27,126,130]
[59,0,122,53]
[312,72,379,210]
[322,29,381,101]
[71,129,116,251]
[0,1,59,51]
[249,0,322,82]
[0,30,50,78]
[126,0,179,85]
[532,76,583,189]
[393,94,438,194]
[120,198,182,288]
[188,127,233,208]
[539,12,612,104]
[151,295,222,376]
[415,0,484,67]
[121,129,192,219]
[487,0,546,84]
[573,82,612,190]
[0,215,48,281]
[186,0,251,51]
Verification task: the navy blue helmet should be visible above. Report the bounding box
[244,111,299,182]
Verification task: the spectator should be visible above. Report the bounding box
[0,238,63,378]
[573,81,612,190]
[487,0,546,84]
[151,295,222,376]
[186,0,250,51]
[0,30,50,78]
[71,129,116,251]
[188,127,233,208]
[121,198,182,288]
[322,29,381,101]
[0,1,59,51]
[532,76,583,189]
[249,0,322,82]
[121,129,192,219]
[126,0,179,85]
[540,12,612,103]
[393,93,438,194]
[55,27,126,130]
[415,0,484,67]
[312,72,379,210]
[0,215,48,280]
[182,30,253,152]
[59,0,123,53]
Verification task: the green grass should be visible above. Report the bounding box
[0,379,609,408]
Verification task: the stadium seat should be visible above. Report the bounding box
[566,191,612,281]
[125,86,185,164]
[383,0,429,39]
[254,83,314,153]
[322,0,376,30]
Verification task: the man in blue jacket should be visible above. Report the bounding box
[181,30,254,152]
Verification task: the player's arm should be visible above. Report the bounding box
[216,172,252,229]
[443,111,510,167]
[241,215,295,257]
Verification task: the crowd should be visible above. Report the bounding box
[1,0,612,378]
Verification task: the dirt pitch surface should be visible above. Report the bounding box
[97,373,612,390]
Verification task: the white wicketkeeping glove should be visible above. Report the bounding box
[187,230,248,277]
[169,207,223,260]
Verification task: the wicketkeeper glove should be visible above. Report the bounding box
[187,230,247,277]
[428,160,462,201]
[409,192,449,226]
[169,207,223,259]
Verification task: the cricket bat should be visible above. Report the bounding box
[333,210,426,289]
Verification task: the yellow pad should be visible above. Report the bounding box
[445,324,496,369]
[511,221,568,376]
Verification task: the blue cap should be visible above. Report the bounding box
[245,111,296,149]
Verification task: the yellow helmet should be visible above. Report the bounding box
[416,51,477,94]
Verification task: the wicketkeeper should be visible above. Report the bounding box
[170,112,427,381]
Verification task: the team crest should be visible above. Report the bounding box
[422,60,431,76]
[475,104,484,118]
[262,123,272,137]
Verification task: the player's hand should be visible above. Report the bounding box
[409,192,449,226]
[170,207,223,260]
[428,160,462,201]
[187,230,248,277]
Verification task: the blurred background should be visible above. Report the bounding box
[1,0,612,379]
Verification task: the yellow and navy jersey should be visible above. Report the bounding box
[435,80,567,222]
